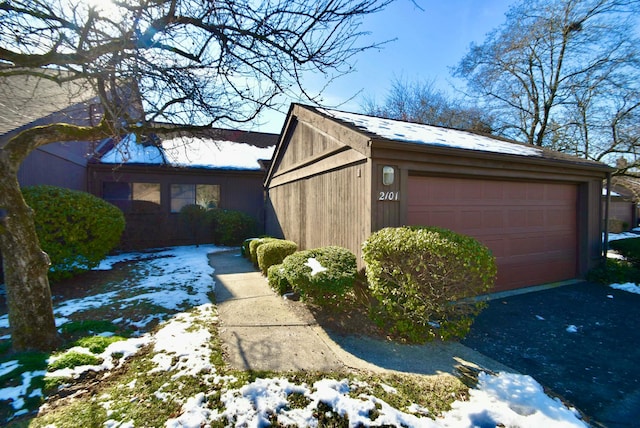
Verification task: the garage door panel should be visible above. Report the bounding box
[408,176,577,291]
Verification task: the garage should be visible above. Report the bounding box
[266,104,611,293]
[407,176,577,291]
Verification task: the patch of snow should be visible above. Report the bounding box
[100,134,274,170]
[46,337,150,379]
[0,244,593,426]
[379,382,398,394]
[304,257,327,276]
[320,108,543,157]
[610,283,640,294]
[607,231,640,241]
[440,372,587,427]
[149,304,216,379]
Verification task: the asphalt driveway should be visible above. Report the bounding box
[461,281,640,427]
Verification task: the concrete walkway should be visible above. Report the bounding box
[209,250,513,375]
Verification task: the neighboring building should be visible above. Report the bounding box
[1,72,278,249]
[265,104,612,292]
[88,130,277,248]
[605,175,640,232]
[0,71,102,191]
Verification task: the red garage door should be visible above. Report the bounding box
[407,176,577,291]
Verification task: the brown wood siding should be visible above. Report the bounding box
[266,162,371,265]
[275,121,346,173]
[407,176,578,291]
[608,199,635,230]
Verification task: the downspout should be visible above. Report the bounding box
[603,172,612,258]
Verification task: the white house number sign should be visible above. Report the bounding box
[378,191,399,201]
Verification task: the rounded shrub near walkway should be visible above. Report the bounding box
[362,226,496,342]
[280,246,357,306]
[248,237,277,266]
[22,185,125,282]
[267,263,290,295]
[257,239,298,275]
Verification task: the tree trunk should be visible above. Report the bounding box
[0,168,59,352]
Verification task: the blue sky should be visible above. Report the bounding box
[253,0,517,134]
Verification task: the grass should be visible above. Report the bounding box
[1,250,468,427]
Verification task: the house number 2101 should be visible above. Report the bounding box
[379,191,399,201]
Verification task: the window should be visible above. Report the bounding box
[103,182,161,212]
[171,184,220,213]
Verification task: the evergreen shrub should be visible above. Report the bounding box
[267,263,290,295]
[608,237,640,268]
[362,226,496,342]
[249,237,277,266]
[179,204,209,245]
[242,238,256,258]
[280,246,357,306]
[257,240,298,275]
[22,185,125,282]
[207,209,258,246]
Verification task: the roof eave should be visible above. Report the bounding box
[369,138,614,175]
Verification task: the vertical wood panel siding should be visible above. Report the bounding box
[267,161,371,267]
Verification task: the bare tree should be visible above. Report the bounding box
[453,0,640,166]
[0,0,392,351]
[361,77,494,133]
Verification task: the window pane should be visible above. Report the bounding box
[132,183,160,204]
[132,183,161,212]
[103,182,131,211]
[196,184,220,209]
[171,184,195,213]
[103,182,130,201]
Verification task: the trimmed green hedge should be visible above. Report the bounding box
[267,263,290,295]
[178,205,259,247]
[280,246,357,306]
[362,226,496,342]
[609,237,640,267]
[257,240,298,275]
[208,209,258,247]
[22,185,125,282]
[249,237,277,266]
[179,204,209,245]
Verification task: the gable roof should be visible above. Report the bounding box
[318,107,543,157]
[96,129,277,171]
[314,105,610,168]
[0,70,98,137]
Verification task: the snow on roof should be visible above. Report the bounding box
[319,108,543,157]
[100,135,275,170]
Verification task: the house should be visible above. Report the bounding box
[1,72,278,250]
[87,129,277,248]
[604,175,640,232]
[264,104,612,292]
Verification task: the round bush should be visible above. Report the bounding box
[22,185,125,282]
[362,226,496,342]
[179,204,209,245]
[281,246,357,306]
[267,263,290,295]
[249,237,277,266]
[207,209,258,247]
[257,239,298,275]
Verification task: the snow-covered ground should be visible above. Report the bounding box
[4,242,638,426]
